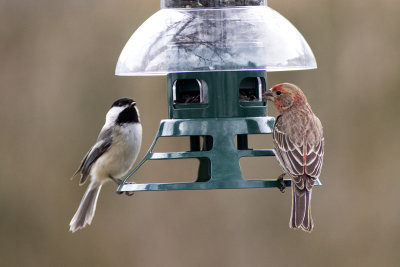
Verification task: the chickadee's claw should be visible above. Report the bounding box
[125,191,134,196]
[110,176,135,196]
[109,176,123,186]
[124,182,136,196]
[277,173,286,193]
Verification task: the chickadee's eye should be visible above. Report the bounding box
[276,91,282,96]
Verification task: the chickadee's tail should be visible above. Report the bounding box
[290,176,314,232]
[69,181,102,233]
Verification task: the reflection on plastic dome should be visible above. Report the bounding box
[116,6,316,76]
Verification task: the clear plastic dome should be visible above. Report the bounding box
[116,5,317,76]
[161,0,267,8]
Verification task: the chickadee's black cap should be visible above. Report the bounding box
[112,98,140,124]
[111,98,135,108]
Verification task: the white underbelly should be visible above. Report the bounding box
[92,123,142,182]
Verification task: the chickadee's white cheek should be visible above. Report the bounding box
[104,106,124,127]
[134,106,140,120]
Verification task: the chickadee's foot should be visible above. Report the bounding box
[125,182,135,197]
[109,176,123,185]
[277,173,286,193]
[124,182,136,196]
[110,176,135,196]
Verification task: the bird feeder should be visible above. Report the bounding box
[115,0,321,193]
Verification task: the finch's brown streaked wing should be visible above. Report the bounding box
[272,116,324,179]
[272,115,304,178]
[305,137,324,178]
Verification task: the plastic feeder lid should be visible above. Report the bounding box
[115,0,317,76]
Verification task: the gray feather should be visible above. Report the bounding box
[69,182,102,233]
[74,128,113,184]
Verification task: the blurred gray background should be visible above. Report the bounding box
[1,0,399,266]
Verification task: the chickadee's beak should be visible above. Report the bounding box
[262,90,274,101]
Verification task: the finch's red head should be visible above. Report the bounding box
[262,83,308,113]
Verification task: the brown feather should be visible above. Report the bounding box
[270,83,324,232]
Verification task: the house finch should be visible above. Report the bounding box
[263,83,324,232]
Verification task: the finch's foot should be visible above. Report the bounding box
[277,173,286,193]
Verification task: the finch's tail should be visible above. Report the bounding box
[70,181,102,233]
[290,176,314,232]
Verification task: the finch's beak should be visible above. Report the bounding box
[262,90,274,101]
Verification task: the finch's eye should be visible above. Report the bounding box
[276,90,282,96]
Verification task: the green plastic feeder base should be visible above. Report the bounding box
[117,117,321,193]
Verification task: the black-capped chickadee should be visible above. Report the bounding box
[70,98,142,232]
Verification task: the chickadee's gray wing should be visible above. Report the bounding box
[74,128,113,185]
